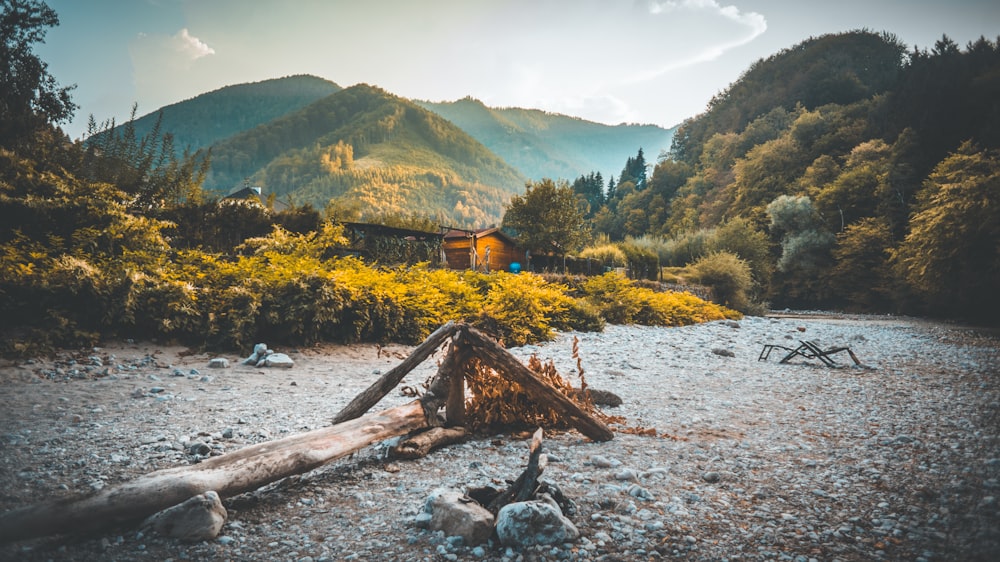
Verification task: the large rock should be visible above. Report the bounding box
[416,487,494,545]
[495,496,579,547]
[142,491,227,542]
[261,352,294,369]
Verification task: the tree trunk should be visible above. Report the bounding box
[0,400,437,544]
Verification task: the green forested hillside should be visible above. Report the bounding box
[590,30,1000,322]
[205,84,527,226]
[416,97,675,181]
[105,75,341,155]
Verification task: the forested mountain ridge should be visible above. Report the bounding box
[415,97,675,181]
[599,30,1000,321]
[102,75,341,156]
[89,74,674,225]
[204,84,527,226]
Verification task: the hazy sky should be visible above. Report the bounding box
[37,0,1000,140]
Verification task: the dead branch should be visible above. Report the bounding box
[332,321,457,424]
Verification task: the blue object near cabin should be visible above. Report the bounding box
[509,262,521,274]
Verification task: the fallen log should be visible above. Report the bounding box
[390,426,470,459]
[460,327,614,442]
[0,398,442,544]
[332,321,457,424]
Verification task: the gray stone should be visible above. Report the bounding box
[628,484,655,500]
[711,348,735,357]
[242,343,268,365]
[208,358,229,369]
[142,491,227,542]
[189,442,211,456]
[262,353,294,369]
[590,455,621,468]
[420,487,494,546]
[495,499,579,547]
[614,468,639,481]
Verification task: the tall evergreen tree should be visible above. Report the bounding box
[571,171,605,216]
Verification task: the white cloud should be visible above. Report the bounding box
[128,28,218,116]
[174,28,215,60]
[633,0,767,81]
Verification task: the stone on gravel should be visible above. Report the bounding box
[418,488,494,546]
[142,491,227,542]
[261,353,294,369]
[495,499,579,547]
[242,343,268,365]
[208,358,229,368]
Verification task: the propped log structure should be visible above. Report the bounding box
[0,322,612,544]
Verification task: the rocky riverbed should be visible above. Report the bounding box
[1,313,997,561]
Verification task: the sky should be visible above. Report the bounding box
[36,0,1000,140]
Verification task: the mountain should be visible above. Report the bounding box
[204,84,527,227]
[117,75,342,154]
[415,97,675,181]
[109,74,675,225]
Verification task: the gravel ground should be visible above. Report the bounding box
[0,313,997,561]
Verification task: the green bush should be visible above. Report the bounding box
[618,241,660,281]
[577,243,627,268]
[687,251,753,312]
[476,272,576,346]
[582,272,739,325]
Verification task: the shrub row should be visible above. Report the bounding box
[2,227,740,355]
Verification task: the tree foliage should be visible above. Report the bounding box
[894,142,1000,320]
[0,0,75,149]
[502,178,589,258]
[82,106,210,212]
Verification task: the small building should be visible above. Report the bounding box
[442,227,528,272]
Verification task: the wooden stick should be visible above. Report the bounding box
[332,321,457,424]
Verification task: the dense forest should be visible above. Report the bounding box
[566,30,1000,323]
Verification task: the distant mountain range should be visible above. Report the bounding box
[414,98,674,182]
[121,75,676,226]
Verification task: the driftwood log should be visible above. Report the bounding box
[488,427,547,514]
[0,398,445,543]
[332,321,457,424]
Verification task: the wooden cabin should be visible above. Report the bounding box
[442,227,527,272]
